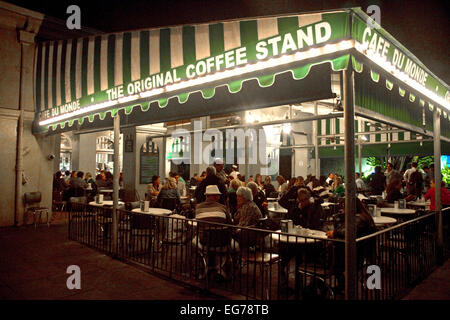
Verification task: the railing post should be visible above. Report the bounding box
[113,113,120,256]
[343,66,357,300]
[433,109,443,265]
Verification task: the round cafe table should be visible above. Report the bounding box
[88,201,124,207]
[266,197,278,202]
[270,229,327,244]
[373,216,397,226]
[131,208,172,216]
[380,208,416,215]
[407,200,431,208]
[267,206,288,219]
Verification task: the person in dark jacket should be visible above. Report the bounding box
[286,188,323,229]
[247,181,268,218]
[368,166,386,195]
[194,166,228,204]
[156,177,181,210]
[262,176,276,197]
[327,198,376,292]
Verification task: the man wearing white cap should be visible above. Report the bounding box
[195,185,232,223]
[193,184,233,281]
[214,158,228,186]
[229,164,239,180]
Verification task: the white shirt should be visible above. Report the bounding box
[356,178,365,190]
[326,177,333,185]
[230,171,239,179]
[403,167,417,183]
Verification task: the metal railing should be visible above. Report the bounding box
[68,204,447,300]
[355,211,440,300]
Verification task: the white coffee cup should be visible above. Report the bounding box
[98,194,104,203]
[394,201,399,209]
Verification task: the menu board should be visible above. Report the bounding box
[140,152,159,184]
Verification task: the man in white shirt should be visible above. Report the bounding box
[229,165,239,180]
[355,173,365,191]
[325,173,334,185]
[403,162,418,183]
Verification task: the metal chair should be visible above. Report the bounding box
[24,192,50,228]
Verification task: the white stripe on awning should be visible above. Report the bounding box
[100,35,108,91]
[40,44,46,108]
[64,41,71,103]
[298,13,322,27]
[170,27,184,68]
[223,21,241,51]
[404,131,411,140]
[131,31,140,81]
[195,24,210,60]
[149,30,160,75]
[48,43,54,108]
[56,41,62,106]
[75,38,83,99]
[114,33,123,86]
[257,17,278,40]
[87,37,95,95]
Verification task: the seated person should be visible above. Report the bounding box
[193,185,232,279]
[195,166,228,205]
[327,198,376,292]
[156,177,181,210]
[247,181,268,218]
[286,188,323,230]
[232,187,262,251]
[262,176,276,197]
[147,175,161,203]
[368,166,386,195]
[189,173,199,187]
[386,179,416,203]
[227,179,241,219]
[424,178,450,210]
[195,185,232,224]
[331,176,345,197]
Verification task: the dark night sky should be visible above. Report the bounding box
[8,0,449,84]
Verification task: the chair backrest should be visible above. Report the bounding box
[161,198,178,211]
[268,191,279,198]
[70,196,87,204]
[198,225,231,247]
[24,192,41,205]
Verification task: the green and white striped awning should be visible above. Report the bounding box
[33,8,449,135]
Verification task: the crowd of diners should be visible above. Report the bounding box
[52,169,123,200]
[53,158,450,288]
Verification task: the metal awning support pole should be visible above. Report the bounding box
[112,113,120,255]
[343,67,357,300]
[433,109,443,265]
[358,139,362,175]
[314,102,320,178]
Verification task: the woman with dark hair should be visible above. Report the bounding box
[262,176,276,197]
[156,177,181,210]
[255,174,263,189]
[147,175,161,202]
[319,176,327,187]
[287,177,297,191]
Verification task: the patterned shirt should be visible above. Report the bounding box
[234,201,262,228]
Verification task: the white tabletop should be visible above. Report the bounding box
[271,229,327,244]
[321,202,337,207]
[89,201,124,207]
[267,197,278,201]
[131,208,172,215]
[380,208,416,215]
[407,200,431,207]
[99,189,113,193]
[373,216,397,226]
[268,207,288,214]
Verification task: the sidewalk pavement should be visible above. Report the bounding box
[0,217,220,300]
[403,259,450,300]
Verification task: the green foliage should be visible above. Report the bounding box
[414,156,434,169]
[442,166,450,186]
